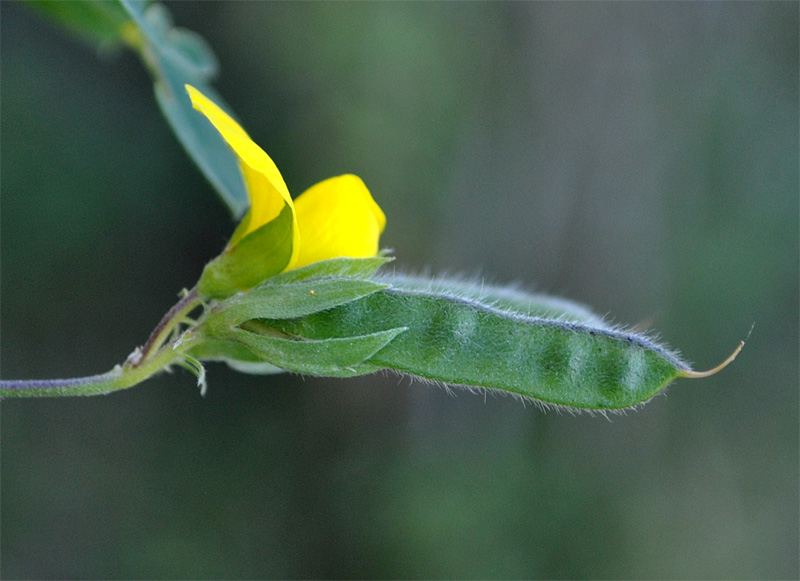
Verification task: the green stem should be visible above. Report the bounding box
[0,288,202,398]
[0,343,182,398]
[137,286,200,364]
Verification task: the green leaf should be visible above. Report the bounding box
[226,326,407,376]
[134,2,218,78]
[208,278,390,326]
[257,287,690,411]
[264,256,394,286]
[25,0,132,50]
[197,205,295,300]
[119,0,248,217]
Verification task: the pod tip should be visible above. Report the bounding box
[681,340,745,379]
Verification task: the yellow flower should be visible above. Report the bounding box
[185,85,385,296]
[293,174,385,269]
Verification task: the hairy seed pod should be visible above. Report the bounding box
[253,287,738,410]
[379,274,610,327]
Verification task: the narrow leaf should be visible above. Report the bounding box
[119,0,248,217]
[25,0,132,50]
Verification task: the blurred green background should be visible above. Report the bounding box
[2,2,797,579]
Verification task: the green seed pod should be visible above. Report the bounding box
[249,286,740,411]
[380,274,610,327]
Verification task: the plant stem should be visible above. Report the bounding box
[0,289,202,398]
[137,286,200,364]
[0,342,182,398]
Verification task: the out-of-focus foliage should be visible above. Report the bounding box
[29,0,251,217]
[25,0,131,49]
[119,0,250,217]
[1,1,797,579]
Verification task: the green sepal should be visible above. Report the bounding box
[206,278,390,327]
[314,362,384,379]
[258,287,689,410]
[226,326,407,376]
[175,355,206,390]
[197,205,294,300]
[118,0,248,217]
[264,256,394,286]
[186,337,263,363]
[25,0,132,50]
[222,360,286,375]
[185,338,285,375]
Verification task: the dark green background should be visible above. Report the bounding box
[2,2,797,578]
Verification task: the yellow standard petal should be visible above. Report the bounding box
[185,85,300,257]
[293,174,386,269]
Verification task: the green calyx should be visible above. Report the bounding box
[197,205,296,300]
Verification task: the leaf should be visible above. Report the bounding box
[135,2,217,79]
[25,0,132,50]
[226,326,407,376]
[256,287,692,410]
[119,0,248,217]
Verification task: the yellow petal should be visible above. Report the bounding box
[292,175,386,269]
[185,85,300,256]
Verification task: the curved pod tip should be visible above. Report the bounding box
[681,340,745,379]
